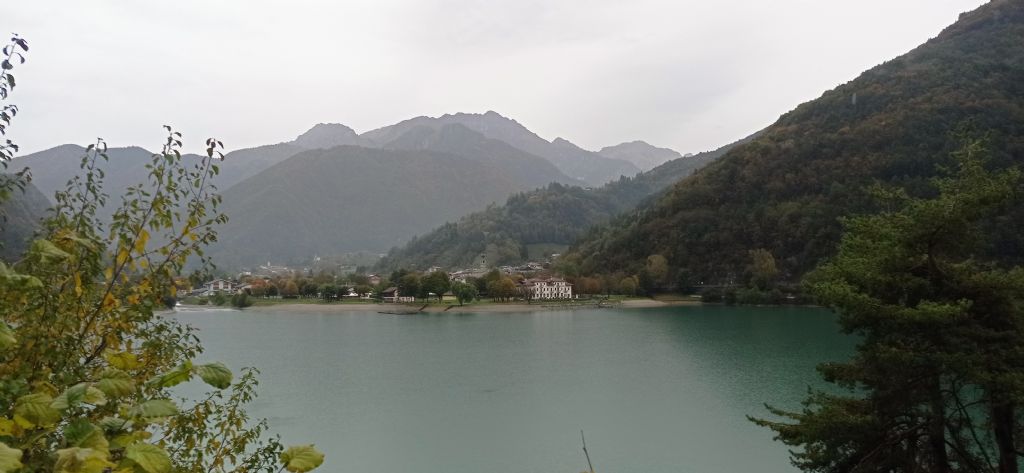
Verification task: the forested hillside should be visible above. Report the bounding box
[0,179,49,261]
[562,0,1024,285]
[376,133,753,271]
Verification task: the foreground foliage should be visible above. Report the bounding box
[753,142,1024,472]
[0,38,322,471]
[0,131,323,471]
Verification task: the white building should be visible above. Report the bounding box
[519,278,573,300]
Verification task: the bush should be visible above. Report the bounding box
[231,292,253,309]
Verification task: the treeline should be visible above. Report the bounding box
[560,2,1024,285]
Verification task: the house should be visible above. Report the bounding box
[442,291,458,302]
[368,274,383,286]
[199,279,238,296]
[380,287,415,303]
[518,278,573,300]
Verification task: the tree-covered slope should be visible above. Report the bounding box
[0,179,50,261]
[563,0,1024,284]
[376,133,752,271]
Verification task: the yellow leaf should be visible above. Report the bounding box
[105,352,141,370]
[102,293,118,310]
[104,268,113,281]
[134,229,149,254]
[115,248,129,267]
[0,418,13,436]
[74,273,83,297]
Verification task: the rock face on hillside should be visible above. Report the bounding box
[563,0,1024,283]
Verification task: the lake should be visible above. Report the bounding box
[171,305,854,473]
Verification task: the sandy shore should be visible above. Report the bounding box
[238,298,699,314]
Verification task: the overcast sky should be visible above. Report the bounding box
[8,0,987,156]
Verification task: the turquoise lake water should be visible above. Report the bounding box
[171,305,854,473]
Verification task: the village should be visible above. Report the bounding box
[184,259,578,307]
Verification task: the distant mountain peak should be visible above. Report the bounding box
[597,140,682,172]
[292,123,367,149]
[550,137,579,148]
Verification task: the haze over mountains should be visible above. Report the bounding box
[3,111,682,267]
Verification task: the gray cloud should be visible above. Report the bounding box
[7,0,986,157]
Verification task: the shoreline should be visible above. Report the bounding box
[191,298,701,314]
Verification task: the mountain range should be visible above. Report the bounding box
[3,112,681,267]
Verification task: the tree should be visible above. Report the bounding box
[230,292,253,309]
[752,141,1024,473]
[451,282,477,306]
[0,35,30,208]
[281,280,299,298]
[397,273,420,300]
[618,276,637,296]
[0,41,322,470]
[746,248,778,290]
[421,271,450,301]
[646,254,669,289]
[487,277,517,302]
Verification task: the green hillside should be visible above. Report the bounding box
[376,132,752,271]
[0,179,50,262]
[562,0,1024,285]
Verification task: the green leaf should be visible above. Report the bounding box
[98,416,129,433]
[280,445,325,473]
[51,384,85,410]
[123,443,171,473]
[29,239,72,263]
[14,393,61,427]
[51,383,106,410]
[83,386,107,406]
[193,362,232,389]
[0,323,15,350]
[63,420,110,455]
[127,399,178,419]
[54,447,114,473]
[0,442,22,473]
[150,360,192,388]
[96,368,135,398]
[0,261,42,290]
